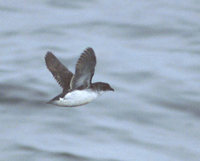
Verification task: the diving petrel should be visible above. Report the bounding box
[45,47,114,107]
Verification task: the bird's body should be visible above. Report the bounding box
[52,89,99,107]
[45,47,114,107]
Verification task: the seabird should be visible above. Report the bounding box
[45,47,114,107]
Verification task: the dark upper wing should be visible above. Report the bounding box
[70,47,96,89]
[45,51,73,91]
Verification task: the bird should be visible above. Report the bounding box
[45,47,114,107]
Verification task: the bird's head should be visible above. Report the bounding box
[92,82,114,92]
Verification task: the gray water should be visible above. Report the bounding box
[0,0,200,161]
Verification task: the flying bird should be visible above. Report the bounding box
[45,47,114,107]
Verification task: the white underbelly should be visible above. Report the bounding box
[54,90,99,107]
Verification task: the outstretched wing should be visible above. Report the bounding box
[45,51,73,91]
[71,47,96,90]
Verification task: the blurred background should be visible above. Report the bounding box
[0,0,200,161]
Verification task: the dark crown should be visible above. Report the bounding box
[91,82,114,91]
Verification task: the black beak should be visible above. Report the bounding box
[110,87,114,91]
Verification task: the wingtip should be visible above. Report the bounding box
[45,51,56,64]
[85,47,94,53]
[45,51,54,57]
[82,47,96,62]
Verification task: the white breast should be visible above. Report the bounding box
[53,89,99,107]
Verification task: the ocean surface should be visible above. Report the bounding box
[0,0,200,161]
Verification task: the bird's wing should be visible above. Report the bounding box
[45,52,73,91]
[70,47,96,90]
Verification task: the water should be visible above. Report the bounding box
[0,0,200,161]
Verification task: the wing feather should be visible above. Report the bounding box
[71,48,96,89]
[45,52,73,91]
